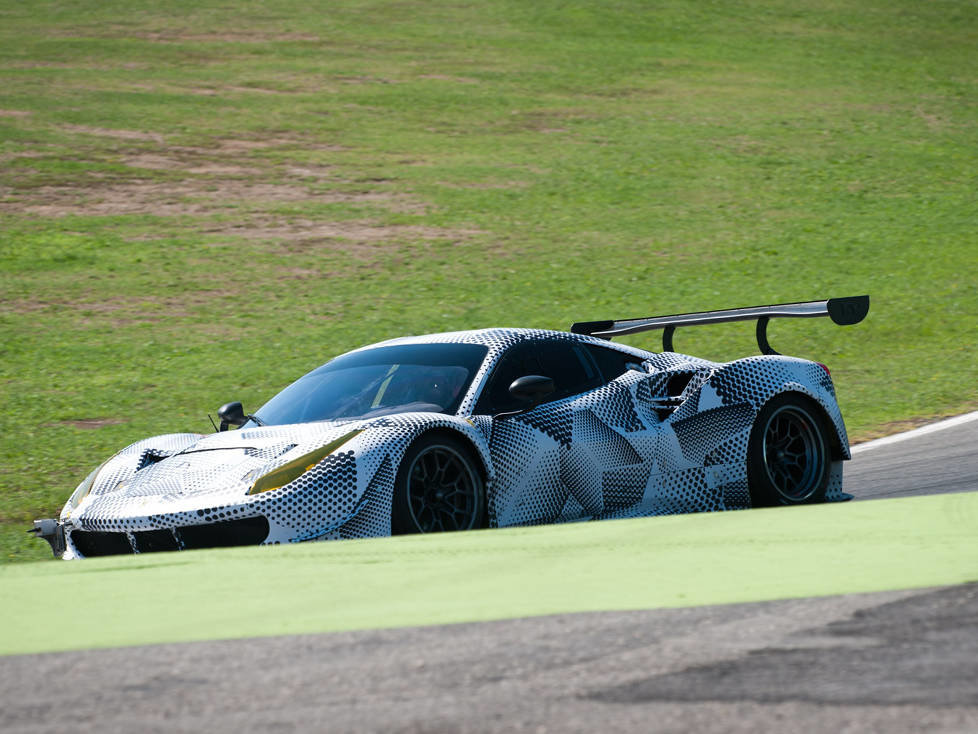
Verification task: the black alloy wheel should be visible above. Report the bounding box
[392,435,485,534]
[747,393,830,506]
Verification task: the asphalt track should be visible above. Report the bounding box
[847,412,978,500]
[2,416,976,733]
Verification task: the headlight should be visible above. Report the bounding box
[64,459,111,517]
[246,430,362,495]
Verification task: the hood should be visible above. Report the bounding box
[76,420,368,518]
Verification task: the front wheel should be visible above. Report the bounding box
[747,393,830,507]
[392,434,486,535]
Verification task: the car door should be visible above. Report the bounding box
[477,338,646,526]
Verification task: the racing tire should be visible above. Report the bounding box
[747,393,830,507]
[392,433,486,535]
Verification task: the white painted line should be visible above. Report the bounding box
[851,411,978,454]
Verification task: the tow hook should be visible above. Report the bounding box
[29,519,66,558]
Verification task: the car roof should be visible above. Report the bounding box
[363,327,653,359]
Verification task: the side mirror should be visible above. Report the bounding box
[217,401,247,431]
[508,375,555,407]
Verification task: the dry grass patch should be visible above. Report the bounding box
[1,180,428,218]
[55,419,129,429]
[439,180,529,190]
[62,125,165,143]
[228,219,466,244]
[1,127,471,278]
[914,107,948,132]
[2,290,250,327]
[53,28,320,43]
[122,154,262,176]
[1,128,426,220]
[222,85,299,96]
[5,61,151,70]
[417,74,480,84]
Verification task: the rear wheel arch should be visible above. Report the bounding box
[747,391,833,507]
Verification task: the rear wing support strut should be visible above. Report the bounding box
[571,296,869,355]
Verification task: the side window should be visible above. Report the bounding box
[474,339,603,415]
[534,340,602,400]
[475,342,541,415]
[586,344,638,383]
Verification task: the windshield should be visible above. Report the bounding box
[247,342,489,426]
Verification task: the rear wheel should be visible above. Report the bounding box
[392,434,486,534]
[747,393,830,507]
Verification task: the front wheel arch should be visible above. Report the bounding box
[391,431,487,535]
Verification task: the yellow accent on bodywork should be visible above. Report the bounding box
[247,430,363,495]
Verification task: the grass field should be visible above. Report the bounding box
[1,0,977,563]
[2,491,976,656]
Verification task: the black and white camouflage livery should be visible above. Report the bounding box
[37,314,862,560]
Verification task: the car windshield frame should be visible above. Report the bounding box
[245,342,490,426]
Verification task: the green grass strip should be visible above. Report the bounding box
[2,491,975,656]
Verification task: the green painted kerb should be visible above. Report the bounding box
[2,491,976,656]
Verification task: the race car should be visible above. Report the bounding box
[32,296,869,559]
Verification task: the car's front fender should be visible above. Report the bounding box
[328,413,494,540]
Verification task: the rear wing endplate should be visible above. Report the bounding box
[571,295,869,355]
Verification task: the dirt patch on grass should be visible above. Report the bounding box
[59,129,343,156]
[284,164,340,178]
[122,153,264,176]
[62,125,165,143]
[6,290,249,327]
[223,219,462,245]
[4,179,426,218]
[6,181,300,216]
[1,131,469,250]
[223,85,296,95]
[55,28,320,43]
[336,75,397,85]
[212,138,318,152]
[132,82,320,97]
[7,61,151,70]
[0,109,32,118]
[439,180,529,190]
[418,74,479,84]
[143,31,321,43]
[56,418,129,429]
[914,107,947,131]
[118,138,347,177]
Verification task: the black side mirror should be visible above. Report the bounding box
[508,375,555,407]
[217,401,247,431]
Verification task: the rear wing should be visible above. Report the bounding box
[571,295,869,355]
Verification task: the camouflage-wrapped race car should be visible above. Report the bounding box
[32,296,868,559]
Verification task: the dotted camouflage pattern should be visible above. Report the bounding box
[59,328,851,558]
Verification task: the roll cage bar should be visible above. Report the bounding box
[571,295,869,355]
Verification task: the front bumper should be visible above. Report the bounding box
[30,515,271,558]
